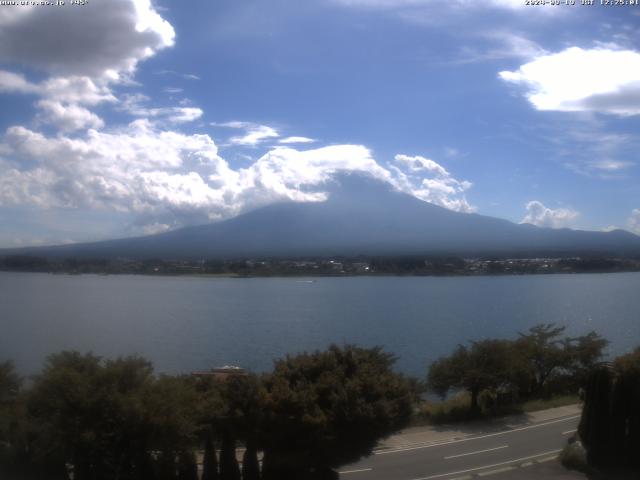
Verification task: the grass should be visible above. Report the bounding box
[412,392,580,426]
[519,394,580,412]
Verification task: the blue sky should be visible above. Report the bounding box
[0,0,639,247]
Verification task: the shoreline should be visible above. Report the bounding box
[1,269,640,279]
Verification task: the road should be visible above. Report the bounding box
[339,413,580,480]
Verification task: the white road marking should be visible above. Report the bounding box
[536,455,559,463]
[410,449,562,480]
[477,466,515,477]
[444,445,508,460]
[562,429,577,435]
[376,415,579,455]
[339,468,373,474]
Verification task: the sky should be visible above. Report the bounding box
[0,0,639,247]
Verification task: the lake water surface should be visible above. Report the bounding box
[2,272,639,377]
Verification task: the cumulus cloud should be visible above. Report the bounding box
[628,209,640,234]
[0,71,117,131]
[0,0,174,79]
[0,121,474,232]
[521,201,579,228]
[0,0,182,133]
[392,155,474,212]
[36,100,105,132]
[499,47,640,116]
[0,70,39,94]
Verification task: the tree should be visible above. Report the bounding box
[515,323,569,396]
[260,344,413,479]
[0,361,21,449]
[563,331,608,388]
[26,351,200,480]
[515,325,608,397]
[578,348,640,469]
[0,361,26,478]
[427,339,514,417]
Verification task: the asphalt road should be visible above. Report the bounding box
[338,414,580,480]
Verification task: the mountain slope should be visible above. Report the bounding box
[3,176,640,259]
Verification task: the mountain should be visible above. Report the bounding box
[3,175,640,260]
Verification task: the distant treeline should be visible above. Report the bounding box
[2,254,640,276]
[1,323,637,479]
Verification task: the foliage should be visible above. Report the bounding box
[515,324,608,396]
[427,324,608,417]
[514,323,570,396]
[24,352,200,480]
[260,344,414,478]
[427,339,514,416]
[415,392,474,425]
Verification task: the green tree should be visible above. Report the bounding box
[515,325,608,396]
[427,339,514,417]
[26,351,199,480]
[515,323,569,396]
[564,331,609,387]
[261,344,413,479]
[0,361,20,448]
[0,361,27,478]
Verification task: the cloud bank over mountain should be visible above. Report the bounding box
[0,0,476,239]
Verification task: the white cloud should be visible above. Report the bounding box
[212,121,282,146]
[499,47,640,116]
[394,154,448,176]
[229,125,280,146]
[279,136,317,144]
[521,200,579,228]
[0,70,39,94]
[36,100,105,132]
[40,76,117,106]
[0,121,475,232]
[392,154,474,212]
[0,0,174,79]
[0,0,178,135]
[118,94,204,124]
[0,71,117,108]
[628,209,640,234]
[167,107,203,124]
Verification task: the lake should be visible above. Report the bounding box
[1,271,639,378]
